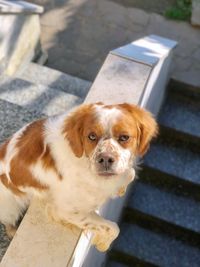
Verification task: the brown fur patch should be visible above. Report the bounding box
[118,103,158,156]
[16,120,46,164]
[5,119,49,191]
[0,174,25,196]
[0,139,10,160]
[42,145,63,180]
[10,158,48,191]
[63,104,102,157]
[1,119,64,194]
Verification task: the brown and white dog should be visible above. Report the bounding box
[0,103,157,251]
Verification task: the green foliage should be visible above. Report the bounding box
[164,0,192,21]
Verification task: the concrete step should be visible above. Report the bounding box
[158,91,200,145]
[0,98,42,143]
[17,62,92,98]
[127,181,200,237]
[144,140,200,188]
[0,76,83,117]
[140,165,200,202]
[169,79,200,100]
[113,223,200,267]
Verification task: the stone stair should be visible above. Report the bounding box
[0,63,91,117]
[106,81,200,266]
[0,63,91,260]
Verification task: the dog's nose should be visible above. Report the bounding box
[97,153,115,170]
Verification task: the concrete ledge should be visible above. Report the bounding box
[0,199,81,267]
[0,13,41,76]
[0,0,43,14]
[0,35,177,267]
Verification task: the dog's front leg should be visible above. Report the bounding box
[80,212,120,252]
[47,206,119,252]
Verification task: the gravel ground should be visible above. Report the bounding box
[0,224,10,261]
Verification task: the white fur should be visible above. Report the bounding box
[95,105,122,135]
[0,181,30,226]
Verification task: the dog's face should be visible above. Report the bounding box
[64,103,158,177]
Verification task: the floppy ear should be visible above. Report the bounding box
[63,104,92,158]
[120,103,158,157]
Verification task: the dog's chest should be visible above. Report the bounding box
[53,171,119,212]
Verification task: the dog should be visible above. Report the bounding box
[0,103,157,252]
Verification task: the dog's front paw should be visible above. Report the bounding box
[91,222,120,252]
[117,186,126,197]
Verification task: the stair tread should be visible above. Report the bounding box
[114,223,200,267]
[128,181,200,232]
[17,62,91,98]
[106,261,129,267]
[144,141,200,185]
[0,98,42,143]
[159,92,200,139]
[0,77,83,116]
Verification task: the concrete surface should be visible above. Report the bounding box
[0,199,81,267]
[0,0,43,13]
[28,0,200,86]
[0,13,41,76]
[17,62,91,98]
[0,77,83,116]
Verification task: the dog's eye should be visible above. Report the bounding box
[88,133,97,141]
[118,135,129,142]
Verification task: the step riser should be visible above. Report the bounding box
[108,250,158,267]
[123,208,200,248]
[140,166,200,202]
[159,125,200,153]
[169,79,200,100]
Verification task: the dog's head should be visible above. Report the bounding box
[64,103,158,177]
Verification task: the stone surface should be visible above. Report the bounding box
[0,14,41,76]
[144,140,200,185]
[85,53,151,105]
[128,181,200,232]
[0,98,42,143]
[0,0,44,14]
[17,62,91,98]
[159,92,200,139]
[191,0,200,26]
[0,199,81,267]
[0,77,83,116]
[114,223,200,267]
[0,224,10,262]
[28,0,200,86]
